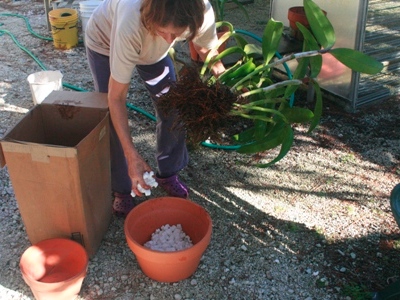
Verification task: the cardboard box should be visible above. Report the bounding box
[0,91,112,257]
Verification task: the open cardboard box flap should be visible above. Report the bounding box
[0,91,108,168]
[42,90,108,109]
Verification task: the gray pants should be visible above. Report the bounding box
[86,47,188,194]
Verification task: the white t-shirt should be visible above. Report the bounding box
[85,0,218,84]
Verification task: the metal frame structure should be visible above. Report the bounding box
[270,0,399,112]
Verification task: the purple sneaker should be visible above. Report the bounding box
[156,174,189,199]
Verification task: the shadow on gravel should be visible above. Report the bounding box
[311,95,399,174]
[321,230,400,297]
[188,186,329,298]
[188,170,400,299]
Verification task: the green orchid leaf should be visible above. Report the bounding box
[308,80,323,132]
[257,76,274,88]
[216,30,234,48]
[277,99,290,111]
[230,112,277,123]
[309,54,323,78]
[237,122,287,154]
[265,86,287,98]
[218,62,242,83]
[224,76,253,88]
[240,87,268,98]
[254,119,269,141]
[283,83,300,101]
[225,58,256,80]
[236,105,287,120]
[255,125,294,167]
[235,75,264,90]
[216,21,234,32]
[297,23,323,77]
[234,79,260,91]
[262,18,283,64]
[330,48,384,74]
[250,100,280,141]
[281,107,314,124]
[238,98,286,107]
[304,0,335,48]
[233,126,256,143]
[241,80,296,99]
[297,23,320,51]
[215,46,247,61]
[202,46,246,76]
[232,33,249,49]
[284,57,309,98]
[233,119,274,144]
[243,43,262,56]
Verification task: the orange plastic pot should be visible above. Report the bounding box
[124,197,212,282]
[19,238,88,300]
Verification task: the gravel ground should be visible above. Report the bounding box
[1,1,400,299]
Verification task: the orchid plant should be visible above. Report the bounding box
[199,0,383,167]
[163,0,383,167]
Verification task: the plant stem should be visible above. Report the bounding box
[238,79,303,99]
[230,49,329,91]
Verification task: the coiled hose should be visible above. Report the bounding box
[0,13,293,150]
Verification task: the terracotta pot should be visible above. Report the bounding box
[20,238,88,300]
[124,197,212,282]
[189,27,230,62]
[287,6,327,40]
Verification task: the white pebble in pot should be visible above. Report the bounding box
[144,224,193,252]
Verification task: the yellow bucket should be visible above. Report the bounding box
[48,8,78,49]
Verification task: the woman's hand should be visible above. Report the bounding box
[126,150,152,196]
[193,43,226,77]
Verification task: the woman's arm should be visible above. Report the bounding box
[108,76,152,195]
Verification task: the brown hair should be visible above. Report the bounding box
[140,0,205,41]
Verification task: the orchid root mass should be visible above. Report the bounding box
[157,66,240,145]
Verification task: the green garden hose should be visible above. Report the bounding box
[0,13,52,41]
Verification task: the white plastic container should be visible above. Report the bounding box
[27,70,63,105]
[79,1,103,32]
